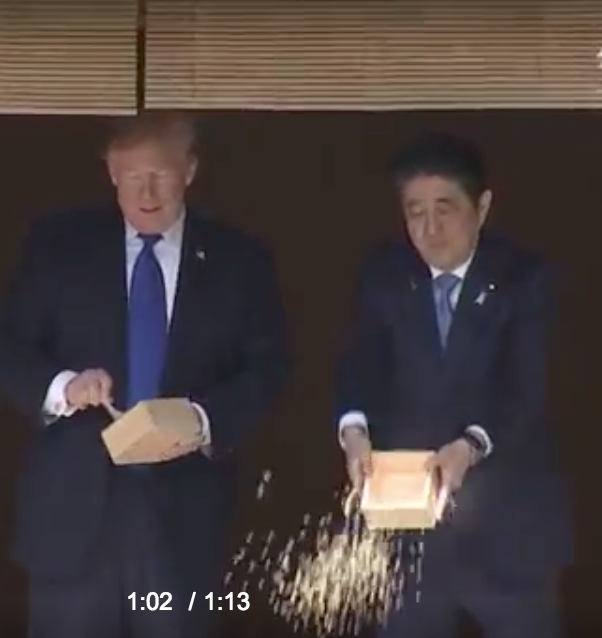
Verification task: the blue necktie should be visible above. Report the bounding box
[126,234,168,409]
[433,273,460,347]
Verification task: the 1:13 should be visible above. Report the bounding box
[205,592,250,610]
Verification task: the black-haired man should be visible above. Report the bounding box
[337,133,571,638]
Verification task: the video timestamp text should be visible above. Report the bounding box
[206,592,250,611]
[127,591,250,611]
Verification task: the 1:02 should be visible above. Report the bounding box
[206,592,250,610]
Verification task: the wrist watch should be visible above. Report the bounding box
[462,431,487,463]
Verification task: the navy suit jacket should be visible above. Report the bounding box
[0,208,290,580]
[336,232,572,584]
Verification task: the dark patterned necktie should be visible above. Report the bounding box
[433,273,460,347]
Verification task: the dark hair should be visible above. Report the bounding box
[104,110,200,157]
[388,132,488,203]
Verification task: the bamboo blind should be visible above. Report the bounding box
[0,0,138,114]
[144,0,602,110]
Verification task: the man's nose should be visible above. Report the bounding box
[139,178,158,200]
[424,214,439,237]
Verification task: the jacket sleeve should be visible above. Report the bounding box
[0,219,65,421]
[335,252,396,443]
[472,260,557,460]
[191,243,290,458]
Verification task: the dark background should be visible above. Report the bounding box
[0,110,599,637]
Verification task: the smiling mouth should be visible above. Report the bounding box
[140,207,160,214]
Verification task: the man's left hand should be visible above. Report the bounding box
[425,438,475,492]
[157,401,213,462]
[158,436,212,462]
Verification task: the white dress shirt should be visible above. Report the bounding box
[42,212,211,442]
[339,253,493,457]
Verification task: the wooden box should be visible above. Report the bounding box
[360,450,448,530]
[101,398,201,465]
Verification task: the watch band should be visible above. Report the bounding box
[462,431,487,463]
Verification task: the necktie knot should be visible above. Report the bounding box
[434,272,460,298]
[138,233,163,248]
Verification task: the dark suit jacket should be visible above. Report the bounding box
[336,232,572,586]
[0,208,290,580]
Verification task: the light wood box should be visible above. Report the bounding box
[101,398,201,465]
[360,450,448,530]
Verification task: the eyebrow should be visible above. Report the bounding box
[406,196,455,206]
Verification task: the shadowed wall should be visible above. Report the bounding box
[0,111,599,637]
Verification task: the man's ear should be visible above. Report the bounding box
[477,189,493,226]
[105,152,118,186]
[185,156,198,187]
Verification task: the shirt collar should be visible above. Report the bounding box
[429,251,474,281]
[125,209,186,247]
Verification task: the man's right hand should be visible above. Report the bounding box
[342,426,373,491]
[64,369,114,411]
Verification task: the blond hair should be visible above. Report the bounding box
[104,110,199,156]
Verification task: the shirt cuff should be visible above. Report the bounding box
[465,425,493,457]
[338,411,369,449]
[42,370,79,424]
[191,402,211,445]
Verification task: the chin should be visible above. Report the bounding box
[420,252,447,269]
[123,205,182,234]
[131,211,169,232]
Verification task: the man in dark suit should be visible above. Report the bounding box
[336,133,571,638]
[0,112,289,638]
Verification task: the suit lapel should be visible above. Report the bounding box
[88,209,129,409]
[397,245,443,366]
[161,212,210,392]
[444,237,505,370]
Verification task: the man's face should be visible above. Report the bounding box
[106,138,197,234]
[399,174,491,271]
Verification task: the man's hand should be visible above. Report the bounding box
[157,403,212,462]
[65,369,114,411]
[157,437,211,462]
[342,426,372,491]
[425,438,475,492]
